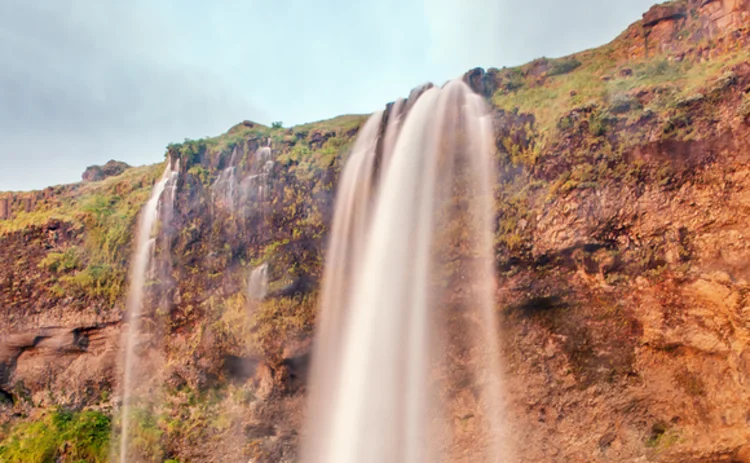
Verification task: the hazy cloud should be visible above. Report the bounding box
[1,0,658,191]
[0,0,264,190]
[423,0,655,68]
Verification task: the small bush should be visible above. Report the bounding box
[38,247,82,273]
[271,121,283,129]
[187,165,211,186]
[250,294,317,363]
[547,58,582,77]
[609,94,642,114]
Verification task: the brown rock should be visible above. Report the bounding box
[643,2,687,28]
[0,196,10,220]
[736,444,750,463]
[81,159,130,182]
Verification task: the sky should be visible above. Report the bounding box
[0,0,656,191]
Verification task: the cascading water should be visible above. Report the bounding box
[247,262,269,301]
[303,111,385,457]
[304,80,509,462]
[240,146,273,204]
[380,97,405,178]
[117,161,179,463]
[244,146,274,299]
[213,147,239,211]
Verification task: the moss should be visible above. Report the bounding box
[0,409,110,463]
[645,421,680,449]
[187,166,211,186]
[38,247,82,273]
[250,293,317,363]
[674,369,705,396]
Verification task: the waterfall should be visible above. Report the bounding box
[213,147,240,211]
[303,110,384,457]
[304,80,508,462]
[243,146,274,298]
[118,161,179,463]
[247,262,269,301]
[240,146,274,205]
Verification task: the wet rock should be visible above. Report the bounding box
[463,67,498,98]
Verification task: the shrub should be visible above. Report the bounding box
[609,94,642,114]
[271,121,283,129]
[38,247,82,273]
[547,58,582,77]
[250,294,317,363]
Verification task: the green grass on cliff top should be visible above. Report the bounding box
[492,43,750,142]
[0,163,163,236]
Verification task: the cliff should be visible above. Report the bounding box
[1,1,750,461]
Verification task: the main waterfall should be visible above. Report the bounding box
[304,80,509,462]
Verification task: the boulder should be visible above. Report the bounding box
[81,159,130,182]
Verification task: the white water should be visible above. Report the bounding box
[240,146,273,204]
[213,148,239,211]
[247,262,269,301]
[304,80,507,462]
[118,162,179,463]
[303,110,384,458]
[380,97,405,179]
[243,146,274,299]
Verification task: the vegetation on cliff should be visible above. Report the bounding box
[2,0,750,461]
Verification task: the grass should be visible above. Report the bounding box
[0,408,110,463]
[1,164,164,304]
[492,45,750,143]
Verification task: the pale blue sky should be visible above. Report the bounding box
[0,0,656,191]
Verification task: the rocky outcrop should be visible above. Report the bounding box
[611,0,750,61]
[0,196,10,220]
[464,67,499,98]
[81,159,131,182]
[0,324,119,409]
[643,2,688,27]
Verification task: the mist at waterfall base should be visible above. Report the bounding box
[304,80,509,462]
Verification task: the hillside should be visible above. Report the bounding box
[2,0,750,461]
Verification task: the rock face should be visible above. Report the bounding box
[643,2,688,27]
[0,197,10,220]
[81,159,131,182]
[611,0,750,61]
[2,2,750,462]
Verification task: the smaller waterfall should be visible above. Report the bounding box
[212,148,240,211]
[247,262,269,301]
[240,146,274,204]
[118,161,179,463]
